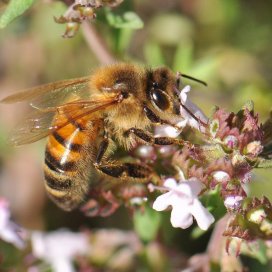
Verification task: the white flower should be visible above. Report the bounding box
[155,85,208,138]
[152,178,214,230]
[155,123,185,138]
[0,198,26,249]
[31,229,90,272]
[212,171,230,183]
[179,85,208,133]
[224,195,243,210]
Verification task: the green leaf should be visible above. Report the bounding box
[133,205,161,243]
[254,240,268,265]
[191,226,206,239]
[201,186,226,221]
[0,0,36,28]
[106,10,144,29]
[256,158,272,168]
[242,240,268,265]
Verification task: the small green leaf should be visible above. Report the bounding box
[133,205,161,243]
[253,241,268,265]
[242,240,268,265]
[191,226,206,239]
[242,100,254,111]
[256,158,272,168]
[0,0,36,28]
[106,10,144,29]
[201,186,226,220]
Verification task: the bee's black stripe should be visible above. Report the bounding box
[52,131,82,152]
[45,148,76,172]
[44,172,72,191]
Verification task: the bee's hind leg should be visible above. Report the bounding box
[96,162,151,180]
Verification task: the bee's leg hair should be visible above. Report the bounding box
[126,127,193,147]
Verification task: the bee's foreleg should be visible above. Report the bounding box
[126,127,193,148]
[143,104,180,130]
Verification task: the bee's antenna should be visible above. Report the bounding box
[176,72,207,87]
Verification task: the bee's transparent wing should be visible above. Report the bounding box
[1,76,91,110]
[9,95,120,146]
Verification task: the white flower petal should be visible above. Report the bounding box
[155,125,181,138]
[152,192,173,211]
[170,205,193,229]
[224,195,243,210]
[164,178,178,189]
[0,198,26,249]
[185,179,204,196]
[213,171,230,183]
[189,199,215,230]
[52,259,75,272]
[178,85,208,132]
[31,229,90,269]
[1,227,25,249]
[179,85,191,103]
[173,179,202,199]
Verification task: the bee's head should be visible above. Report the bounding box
[146,67,180,115]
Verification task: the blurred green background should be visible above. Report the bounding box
[0,0,272,270]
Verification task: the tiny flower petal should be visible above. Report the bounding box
[189,199,215,230]
[212,171,230,183]
[224,135,238,149]
[179,85,190,102]
[170,203,193,228]
[155,125,182,138]
[153,192,173,211]
[179,85,208,132]
[172,179,203,198]
[224,195,243,210]
[164,178,178,189]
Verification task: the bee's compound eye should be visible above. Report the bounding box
[150,89,170,111]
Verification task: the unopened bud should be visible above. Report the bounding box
[245,141,263,157]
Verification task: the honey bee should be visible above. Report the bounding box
[1,63,202,211]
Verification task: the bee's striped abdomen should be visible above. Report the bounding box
[44,115,91,211]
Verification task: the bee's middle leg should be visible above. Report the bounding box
[94,136,159,182]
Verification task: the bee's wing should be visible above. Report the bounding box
[1,77,91,110]
[9,95,120,146]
